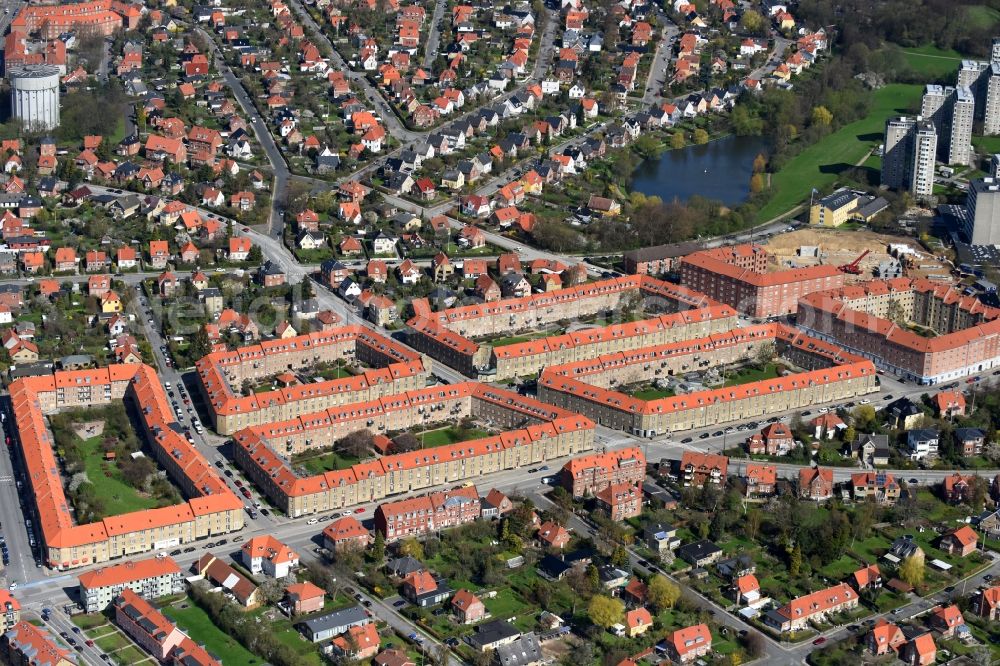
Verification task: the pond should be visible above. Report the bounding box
[631,134,770,206]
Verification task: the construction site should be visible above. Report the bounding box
[761,228,953,282]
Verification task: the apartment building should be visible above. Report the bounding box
[405,275,730,380]
[538,324,878,437]
[680,452,728,488]
[764,583,858,632]
[196,327,430,435]
[881,116,937,197]
[323,516,371,553]
[594,482,642,520]
[374,485,481,541]
[964,177,1000,245]
[232,383,595,517]
[78,556,184,612]
[797,278,1000,384]
[10,365,243,570]
[10,0,124,38]
[113,589,185,661]
[559,447,646,497]
[921,85,974,165]
[0,621,74,666]
[680,244,845,318]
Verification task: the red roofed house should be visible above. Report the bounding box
[240,535,299,578]
[148,240,170,269]
[323,516,370,553]
[764,583,857,632]
[451,589,486,624]
[285,581,325,615]
[867,619,905,656]
[679,452,727,488]
[537,521,570,549]
[746,422,794,455]
[939,525,978,557]
[332,622,380,660]
[928,604,965,638]
[624,607,652,638]
[664,624,712,663]
[934,391,966,417]
[972,585,1000,620]
[594,482,642,520]
[799,467,834,501]
[229,237,252,262]
[851,564,882,593]
[732,574,760,606]
[742,463,776,498]
[901,633,936,666]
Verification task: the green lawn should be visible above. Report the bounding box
[112,645,153,666]
[483,588,531,619]
[723,362,781,387]
[757,84,923,222]
[75,434,164,517]
[490,336,532,347]
[95,632,129,653]
[163,602,262,665]
[71,614,109,630]
[967,5,1000,28]
[900,45,965,78]
[297,450,362,475]
[973,134,1000,154]
[416,427,493,447]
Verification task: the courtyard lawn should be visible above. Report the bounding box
[76,434,164,517]
[490,336,532,347]
[315,366,354,380]
[723,362,780,387]
[95,632,129,654]
[416,426,493,447]
[112,645,153,666]
[630,386,676,400]
[756,84,923,222]
[163,602,262,665]
[297,450,362,475]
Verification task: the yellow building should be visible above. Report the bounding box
[101,290,123,313]
[810,188,889,227]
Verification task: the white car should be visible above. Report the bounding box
[860,399,871,405]
[307,517,319,525]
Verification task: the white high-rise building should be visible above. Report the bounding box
[8,65,60,131]
[948,87,975,165]
[921,84,950,128]
[984,64,1000,135]
[910,120,937,197]
[965,177,1000,245]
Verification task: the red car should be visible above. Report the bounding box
[85,640,94,647]
[241,488,251,498]
[354,507,365,514]
[812,637,826,646]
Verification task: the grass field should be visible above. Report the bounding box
[757,84,923,222]
[297,450,361,475]
[630,386,676,400]
[722,362,781,387]
[163,602,262,665]
[967,5,1000,28]
[417,426,493,447]
[900,44,965,78]
[75,434,164,516]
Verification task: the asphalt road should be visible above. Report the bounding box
[421,0,448,70]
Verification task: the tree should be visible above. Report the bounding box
[647,575,681,611]
[587,595,624,628]
[843,425,857,445]
[853,405,877,430]
[789,544,802,577]
[188,326,213,362]
[749,173,765,194]
[247,245,263,264]
[740,9,763,33]
[610,546,629,567]
[391,432,421,453]
[753,341,776,369]
[745,509,763,542]
[670,132,686,150]
[338,430,374,458]
[811,106,833,126]
[898,552,925,587]
[693,128,709,145]
[886,299,906,325]
[370,532,385,562]
[399,538,424,560]
[741,632,766,659]
[752,153,767,173]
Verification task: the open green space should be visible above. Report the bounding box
[112,645,153,666]
[71,613,109,630]
[296,450,362,475]
[900,45,965,78]
[967,5,1000,28]
[415,426,494,447]
[722,362,781,387]
[756,84,923,222]
[95,632,129,653]
[630,386,676,400]
[163,602,263,665]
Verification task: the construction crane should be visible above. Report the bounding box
[838,250,870,275]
